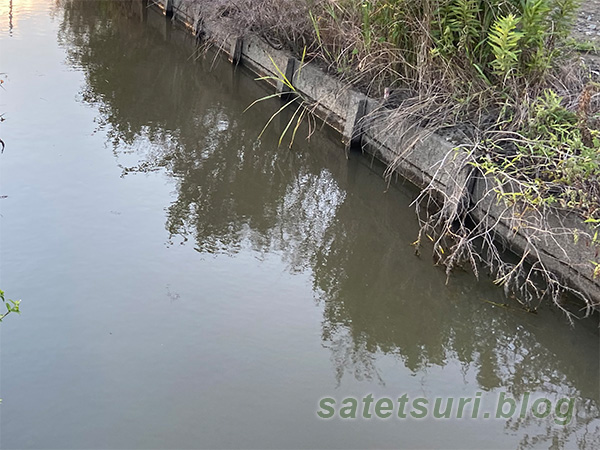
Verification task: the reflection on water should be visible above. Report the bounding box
[2,0,599,448]
[61,0,600,441]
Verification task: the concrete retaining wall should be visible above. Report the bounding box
[145,0,599,309]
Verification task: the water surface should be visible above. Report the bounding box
[0,1,598,448]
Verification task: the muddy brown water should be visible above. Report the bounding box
[0,1,598,449]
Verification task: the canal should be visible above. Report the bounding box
[0,1,598,448]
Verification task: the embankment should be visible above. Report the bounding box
[137,0,599,313]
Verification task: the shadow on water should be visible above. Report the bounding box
[55,0,599,447]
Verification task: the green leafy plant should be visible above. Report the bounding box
[569,39,599,54]
[0,289,21,322]
[488,14,523,79]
